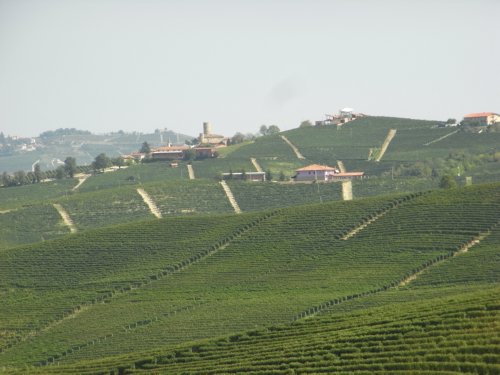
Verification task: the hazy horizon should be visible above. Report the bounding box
[1,0,499,138]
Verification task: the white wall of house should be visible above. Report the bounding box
[295,170,335,181]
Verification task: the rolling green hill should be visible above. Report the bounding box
[1,116,499,374]
[0,183,498,373]
[1,115,499,253]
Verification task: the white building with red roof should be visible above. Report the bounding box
[293,164,364,181]
[462,112,500,127]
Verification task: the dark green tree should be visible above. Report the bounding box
[93,153,111,172]
[34,163,43,183]
[2,172,12,186]
[265,169,272,181]
[64,157,77,178]
[231,132,245,145]
[112,156,125,169]
[14,170,27,185]
[267,125,280,135]
[55,166,66,179]
[140,141,151,154]
[439,175,457,189]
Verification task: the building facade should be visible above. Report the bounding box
[462,112,500,127]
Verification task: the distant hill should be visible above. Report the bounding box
[0,128,194,173]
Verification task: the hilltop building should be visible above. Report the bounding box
[199,122,229,146]
[462,112,500,127]
[293,164,364,182]
[316,108,366,126]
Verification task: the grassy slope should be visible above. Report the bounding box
[0,183,498,372]
[0,179,76,210]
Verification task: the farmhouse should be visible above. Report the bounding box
[293,164,364,181]
[150,145,190,160]
[293,164,340,181]
[194,147,217,159]
[462,112,500,127]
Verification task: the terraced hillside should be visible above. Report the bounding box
[0,204,69,250]
[281,116,500,178]
[0,183,498,373]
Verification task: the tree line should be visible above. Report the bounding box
[1,153,127,188]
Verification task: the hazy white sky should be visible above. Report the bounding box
[1,0,499,137]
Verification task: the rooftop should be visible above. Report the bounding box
[463,112,499,118]
[296,164,337,172]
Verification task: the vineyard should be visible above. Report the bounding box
[0,179,76,210]
[0,204,69,250]
[69,286,498,375]
[0,115,499,374]
[0,183,498,373]
[227,180,342,211]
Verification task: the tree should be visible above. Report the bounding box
[183,149,196,162]
[231,132,245,145]
[14,170,27,185]
[265,169,273,182]
[93,153,111,172]
[140,141,151,154]
[34,163,43,183]
[55,166,66,179]
[64,157,77,178]
[2,172,12,187]
[279,171,287,181]
[439,175,457,189]
[112,157,125,169]
[260,124,280,136]
[446,118,456,125]
[300,120,312,128]
[267,125,280,135]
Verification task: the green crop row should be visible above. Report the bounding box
[15,286,499,374]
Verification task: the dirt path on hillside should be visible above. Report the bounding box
[137,188,162,218]
[398,231,489,287]
[280,135,305,160]
[337,160,346,173]
[342,180,353,201]
[72,174,91,191]
[53,203,77,233]
[295,223,496,321]
[187,164,195,180]
[219,181,241,214]
[375,129,397,162]
[423,129,459,146]
[250,158,263,172]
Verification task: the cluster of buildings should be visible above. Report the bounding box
[315,108,366,126]
[127,122,229,162]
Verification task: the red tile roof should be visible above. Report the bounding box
[296,164,337,172]
[463,112,498,118]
